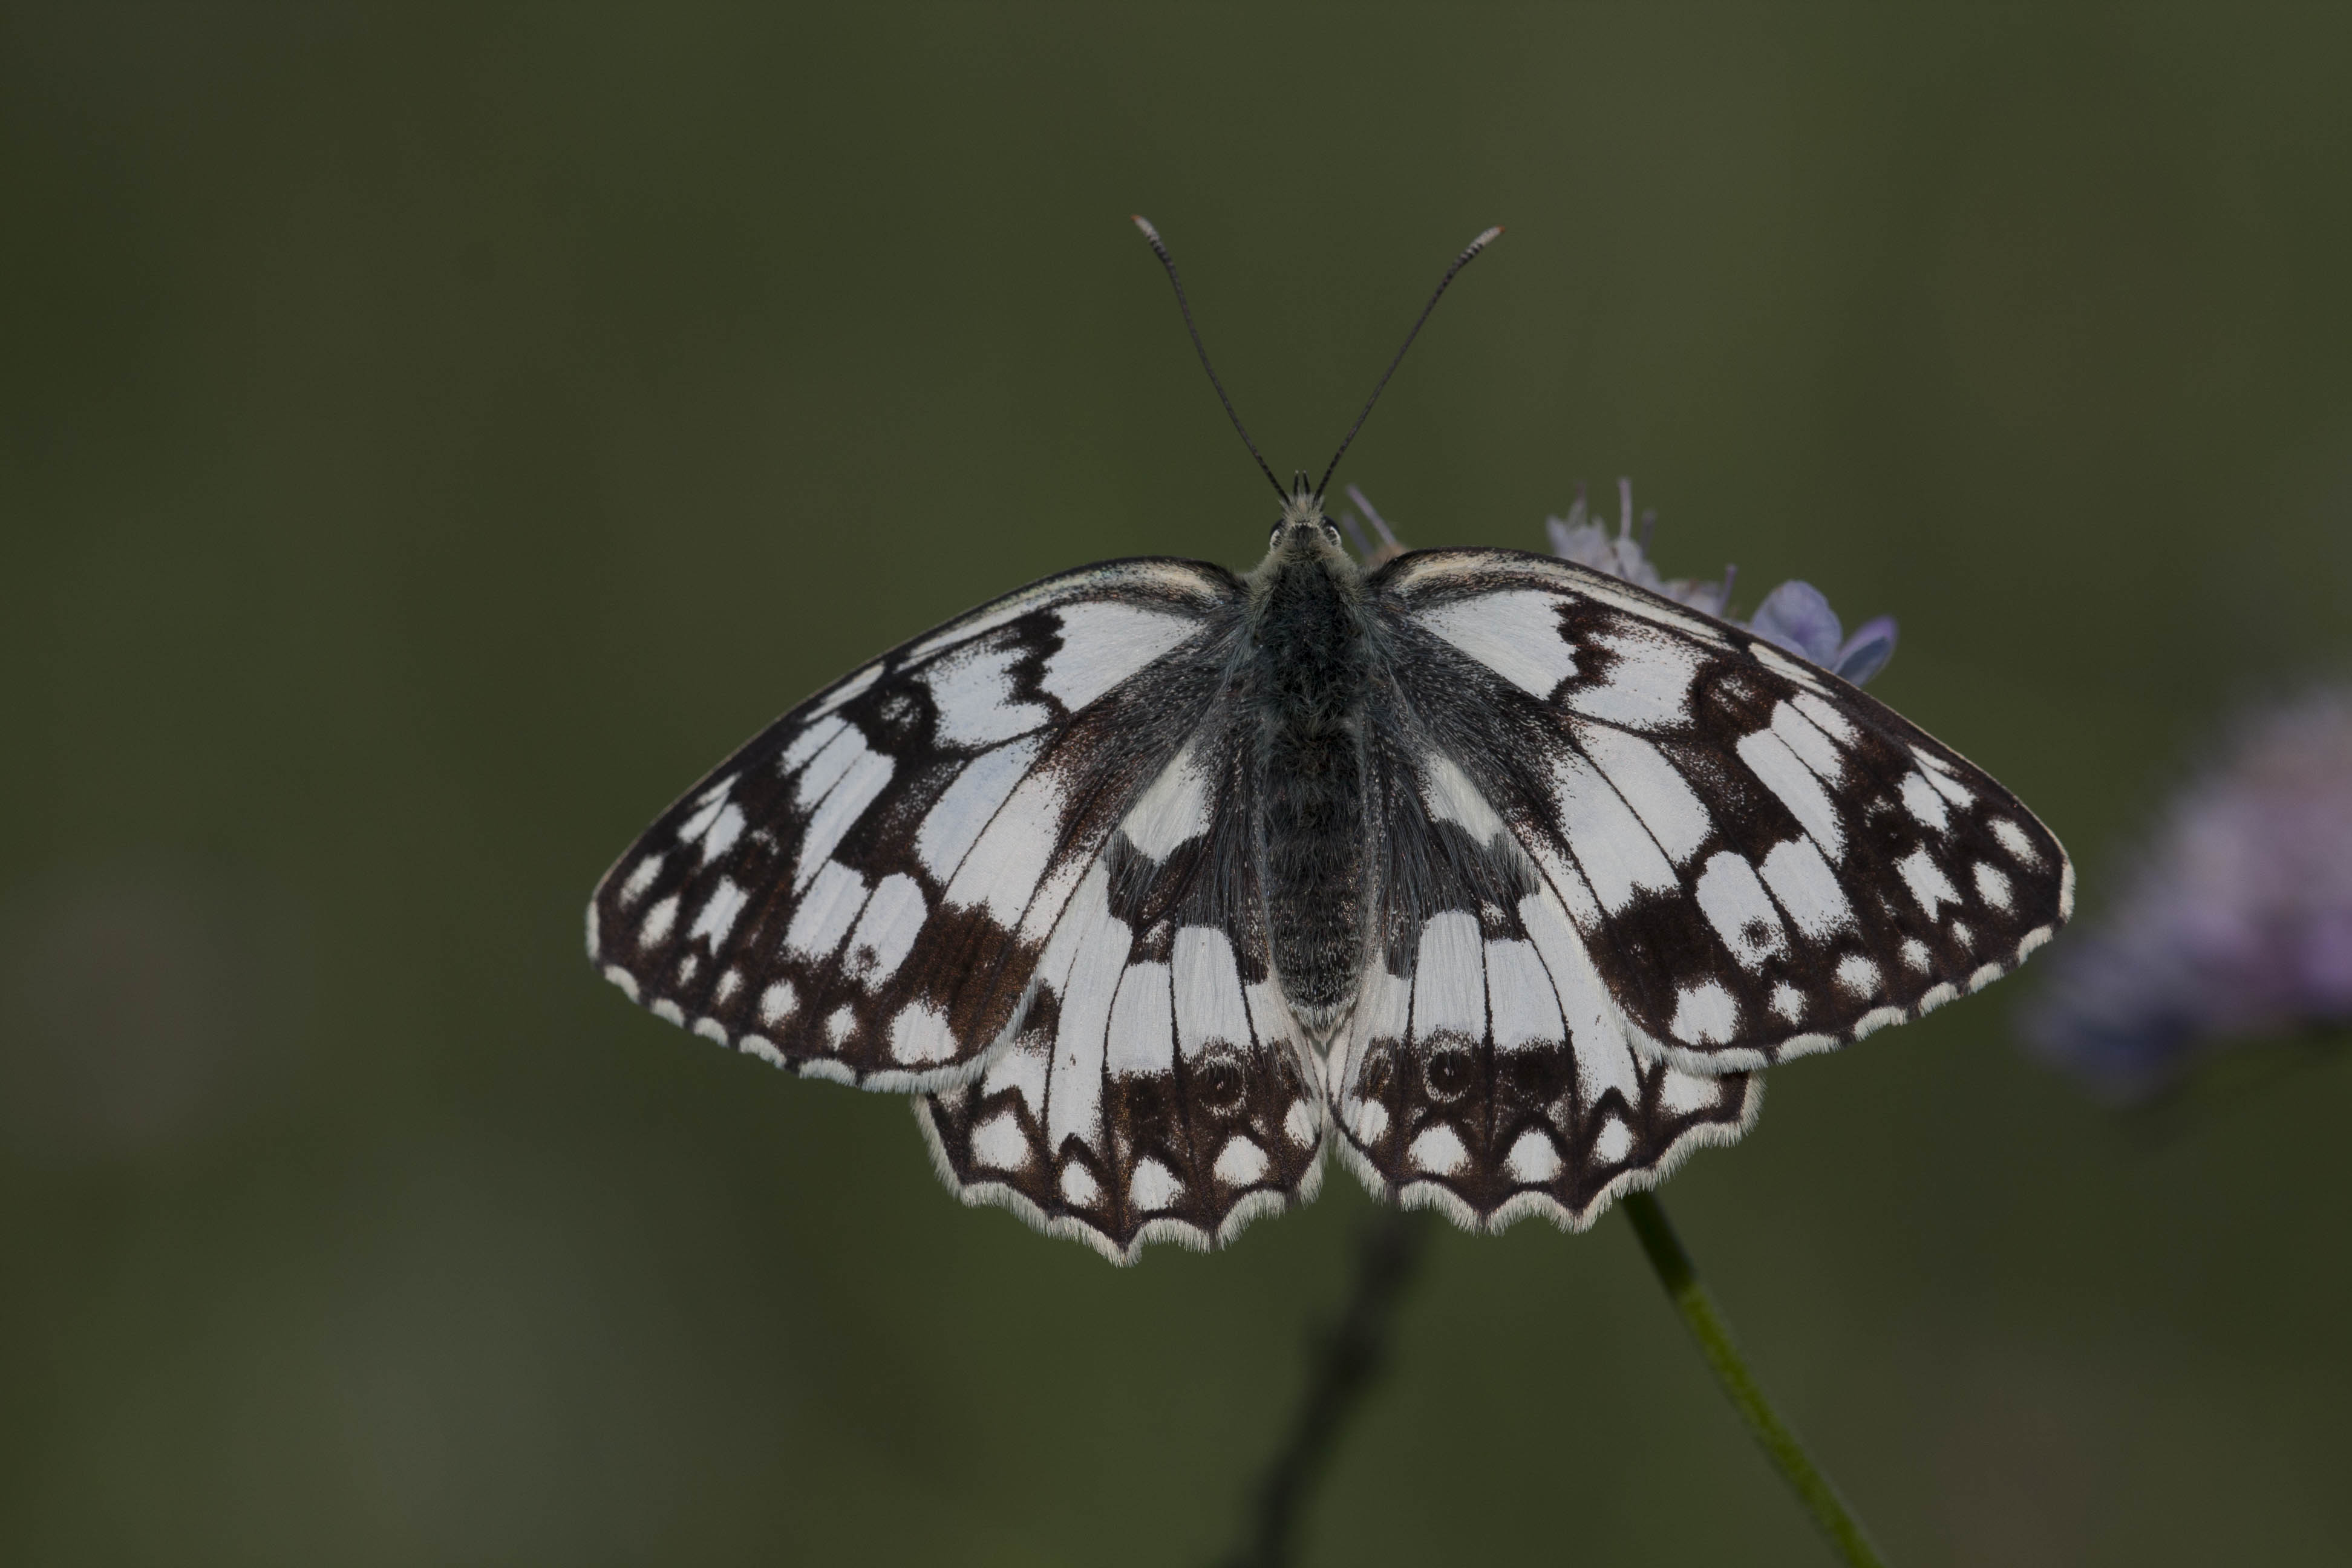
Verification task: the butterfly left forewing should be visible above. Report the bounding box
[1371,547,2072,1073]
[919,709,1325,1262]
[587,559,1245,1091]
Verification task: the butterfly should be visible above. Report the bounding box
[587,219,2073,1263]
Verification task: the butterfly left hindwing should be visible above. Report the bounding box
[587,559,1247,1091]
[918,699,1327,1263]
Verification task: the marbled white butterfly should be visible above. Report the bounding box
[588,220,2072,1263]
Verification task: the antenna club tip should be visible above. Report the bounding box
[1473,224,1505,247]
[1130,214,1161,241]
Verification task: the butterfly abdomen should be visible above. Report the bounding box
[1249,547,1373,1027]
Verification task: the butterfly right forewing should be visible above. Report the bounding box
[1371,548,2071,1074]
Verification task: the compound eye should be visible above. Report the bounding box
[1322,522,1343,547]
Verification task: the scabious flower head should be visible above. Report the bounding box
[2021,685,2352,1101]
[1544,479,1898,686]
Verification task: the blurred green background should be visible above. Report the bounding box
[6,6,2351,1564]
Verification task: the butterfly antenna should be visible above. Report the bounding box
[1131,215,1285,503]
[1315,224,1504,499]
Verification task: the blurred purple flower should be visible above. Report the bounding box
[2022,686,2352,1101]
[1544,480,1897,685]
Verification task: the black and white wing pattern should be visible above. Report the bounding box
[918,699,1325,1263]
[1369,547,2074,1075]
[587,559,1247,1093]
[1327,682,1760,1232]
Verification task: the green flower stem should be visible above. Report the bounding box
[1622,1191,1889,1568]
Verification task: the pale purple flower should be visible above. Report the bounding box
[1543,480,1897,686]
[2022,686,2352,1100]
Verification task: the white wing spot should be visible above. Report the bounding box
[1506,1129,1563,1183]
[1916,982,1958,1014]
[1759,837,1856,939]
[784,860,869,961]
[1420,590,1576,699]
[1658,1068,1720,1114]
[1967,962,2004,992]
[1668,981,1739,1045]
[970,1108,1028,1171]
[809,662,882,719]
[675,953,700,987]
[1696,850,1789,970]
[691,1016,727,1045]
[1129,1157,1183,1212]
[1748,642,1829,692]
[1038,602,1198,711]
[1172,926,1250,1057]
[1973,860,2014,912]
[1900,772,1952,833]
[1214,1137,1270,1186]
[1896,848,1964,918]
[714,968,742,1006]
[944,767,1068,927]
[844,872,927,988]
[1769,982,1804,1022]
[792,738,895,893]
[1771,699,1844,779]
[921,638,1054,748]
[1792,692,1857,743]
[1737,727,1846,859]
[780,715,848,774]
[1951,920,1976,949]
[651,998,685,1025]
[1120,742,1210,860]
[1593,1117,1633,1164]
[602,964,640,1001]
[1900,938,1932,972]
[617,854,664,909]
[1573,721,1711,863]
[1990,817,2043,867]
[1059,1161,1100,1206]
[1485,938,1564,1050]
[1105,962,1175,1077]
[1835,953,1882,998]
[917,736,1044,883]
[889,1001,959,1065]
[1565,624,1707,731]
[1410,912,1488,1043]
[1284,1098,1319,1149]
[687,877,748,950]
[1550,750,1678,913]
[1420,752,1508,843]
[758,980,799,1028]
[740,1035,786,1069]
[1353,1099,1390,1142]
[825,1007,855,1047]
[638,893,680,949]
[1408,1124,1469,1176]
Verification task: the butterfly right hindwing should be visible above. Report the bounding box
[587,559,1247,1091]
[1327,685,1760,1230]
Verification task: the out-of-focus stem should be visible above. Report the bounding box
[1622,1191,1889,1568]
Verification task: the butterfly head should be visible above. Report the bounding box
[1266,474,1347,563]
